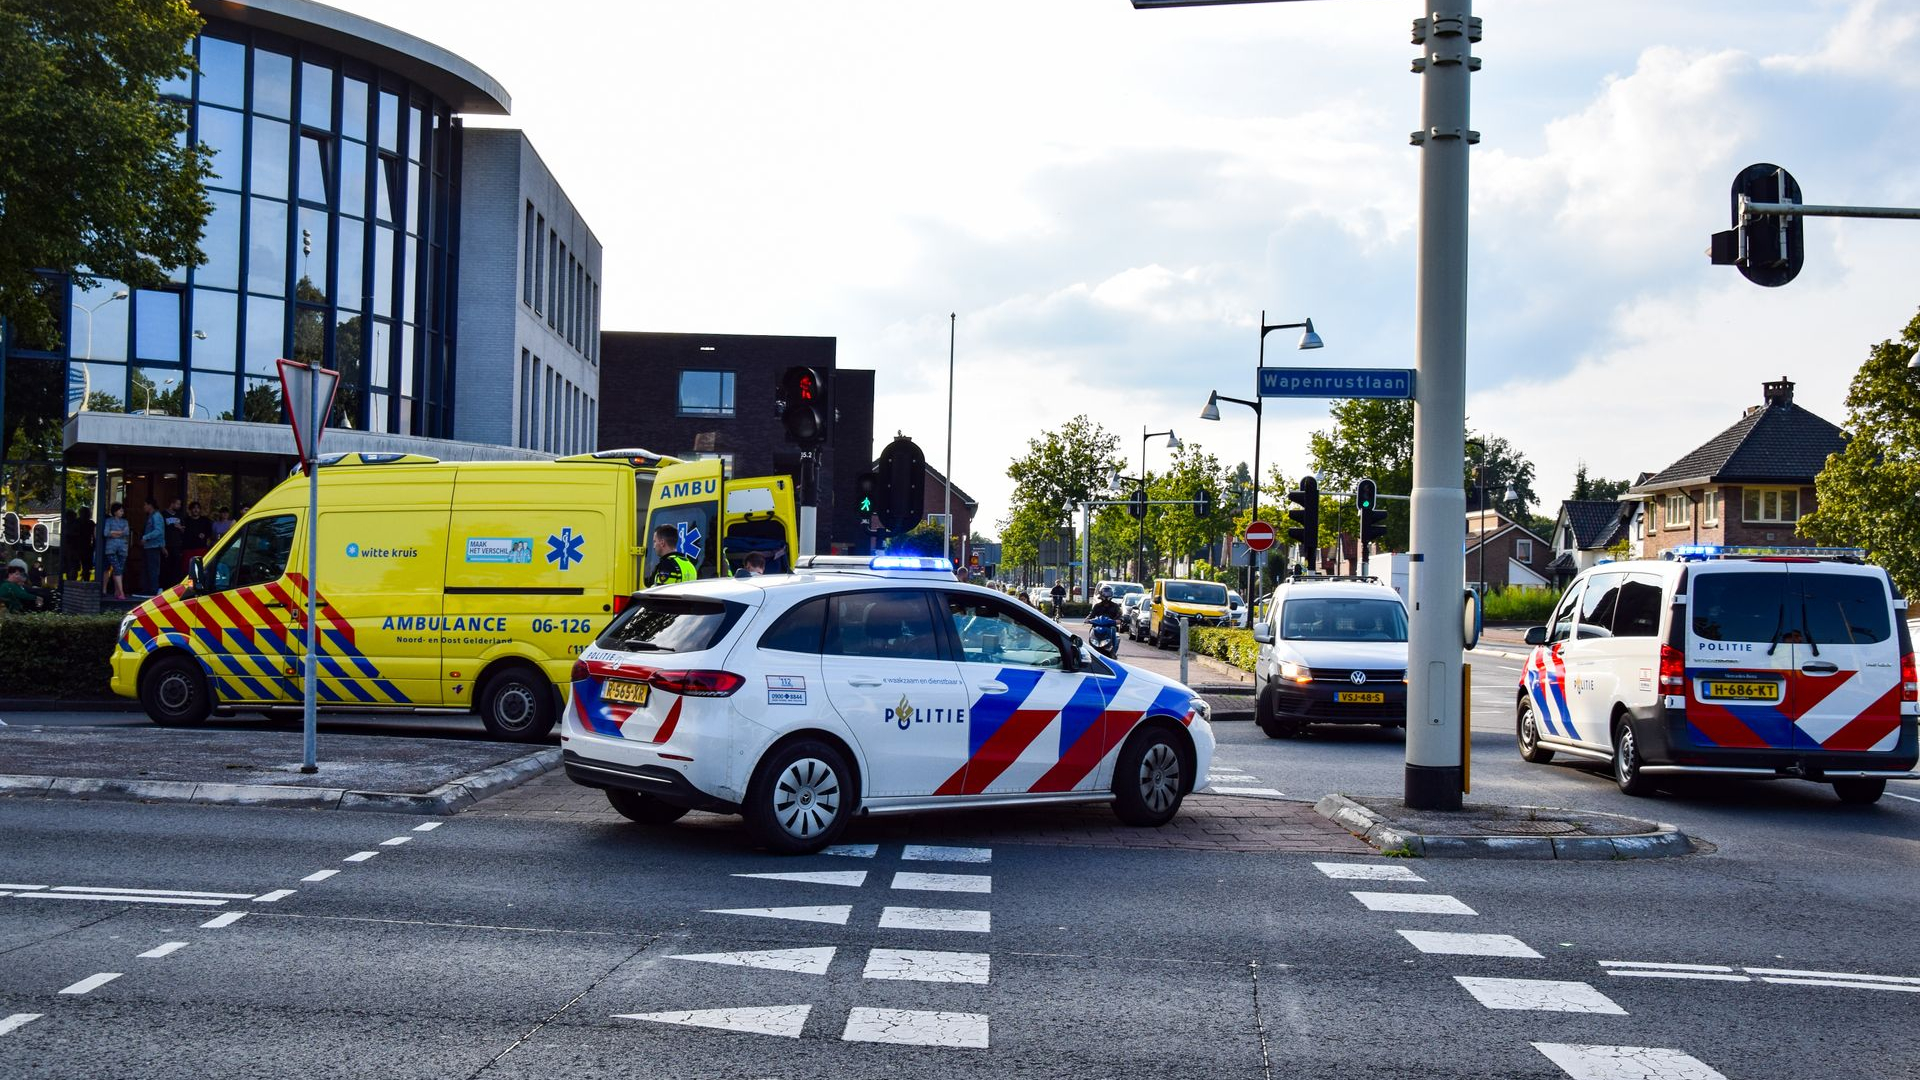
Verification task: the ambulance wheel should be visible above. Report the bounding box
[605,788,690,825]
[478,663,556,742]
[1112,723,1190,827]
[1612,716,1656,797]
[1832,778,1885,805]
[746,738,853,855]
[141,654,211,727]
[1516,700,1555,763]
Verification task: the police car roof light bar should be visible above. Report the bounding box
[869,556,957,572]
[1666,543,1867,562]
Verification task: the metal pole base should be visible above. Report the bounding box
[298,765,318,775]
[1403,763,1463,811]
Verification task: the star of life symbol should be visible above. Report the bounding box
[677,522,704,562]
[547,527,585,571]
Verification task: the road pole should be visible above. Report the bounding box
[302,370,320,774]
[1081,501,1091,604]
[944,312,955,565]
[1404,5,1478,811]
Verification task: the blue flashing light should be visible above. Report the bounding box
[869,556,956,572]
[1667,543,1868,562]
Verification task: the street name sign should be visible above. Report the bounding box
[1258,367,1415,400]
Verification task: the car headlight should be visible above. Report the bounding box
[1279,660,1313,683]
[1190,696,1211,723]
[118,612,136,641]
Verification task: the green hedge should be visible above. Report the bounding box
[1188,627,1258,672]
[1482,585,1560,624]
[0,613,123,701]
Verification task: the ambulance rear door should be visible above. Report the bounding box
[645,460,724,580]
[722,475,799,576]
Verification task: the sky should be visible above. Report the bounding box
[329,0,1920,533]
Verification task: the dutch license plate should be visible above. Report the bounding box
[1703,680,1779,701]
[604,679,650,706]
[1336,691,1386,704]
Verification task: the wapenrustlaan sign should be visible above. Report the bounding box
[1258,367,1416,399]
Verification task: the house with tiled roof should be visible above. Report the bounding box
[1463,509,1551,590]
[1546,499,1632,585]
[1627,377,1847,560]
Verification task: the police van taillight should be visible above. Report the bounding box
[570,660,591,683]
[651,670,744,698]
[1659,644,1686,693]
[1902,652,1917,704]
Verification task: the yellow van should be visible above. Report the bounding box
[109,450,797,740]
[1147,577,1234,649]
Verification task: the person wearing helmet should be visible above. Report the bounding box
[1089,584,1122,622]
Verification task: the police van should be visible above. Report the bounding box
[563,556,1215,853]
[1518,546,1917,803]
[110,450,798,741]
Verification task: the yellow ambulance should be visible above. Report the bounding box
[108,450,798,741]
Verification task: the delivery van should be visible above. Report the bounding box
[109,449,798,741]
[1146,577,1234,649]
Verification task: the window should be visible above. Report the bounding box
[1703,489,1721,526]
[1799,573,1891,645]
[533,214,544,313]
[1742,487,1801,524]
[519,350,532,446]
[1663,494,1690,528]
[1691,572,1787,643]
[523,203,534,307]
[1576,573,1622,639]
[1612,574,1663,638]
[945,594,1067,670]
[203,514,296,591]
[597,595,747,654]
[547,230,558,325]
[760,597,828,654]
[677,370,735,416]
[1164,580,1228,606]
[824,591,940,661]
[1549,583,1582,644]
[1280,597,1408,642]
[1516,538,1533,563]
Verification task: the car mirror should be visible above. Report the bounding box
[1524,625,1548,646]
[188,555,206,594]
[1252,623,1273,645]
[1064,635,1084,671]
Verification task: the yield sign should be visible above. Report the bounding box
[1244,520,1277,551]
[277,358,340,466]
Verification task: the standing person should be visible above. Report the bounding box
[184,502,213,572]
[164,499,186,581]
[648,524,698,587]
[141,498,167,595]
[102,502,130,600]
[74,507,96,583]
[1049,579,1066,617]
[211,506,234,541]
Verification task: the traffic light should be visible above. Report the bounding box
[1356,478,1388,547]
[1287,475,1320,573]
[874,435,926,535]
[1709,163,1803,288]
[1128,486,1147,520]
[778,366,830,446]
[1192,487,1213,518]
[856,470,881,515]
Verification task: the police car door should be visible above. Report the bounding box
[1525,581,1584,745]
[1567,572,1626,748]
[1684,563,1796,749]
[819,589,972,797]
[1787,566,1902,755]
[938,592,1110,796]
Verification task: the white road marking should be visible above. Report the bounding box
[380,836,412,847]
[1887,792,1920,804]
[1759,976,1920,993]
[1742,966,1920,986]
[1533,1042,1728,1080]
[842,1006,989,1048]
[1607,970,1750,982]
[58,973,123,996]
[891,871,991,894]
[1210,772,1258,780]
[49,886,252,899]
[301,870,339,883]
[731,871,868,888]
[615,1005,811,1038]
[199,912,247,928]
[137,942,189,959]
[879,906,991,932]
[1600,961,1735,972]
[669,947,836,975]
[412,822,443,831]
[863,948,991,984]
[1399,931,1542,958]
[705,905,853,926]
[0,884,46,890]
[0,1014,42,1037]
[252,890,296,903]
[1316,862,1425,882]
[343,851,378,862]
[1456,977,1626,1014]
[1211,786,1286,796]
[1351,891,1475,915]
[18,893,227,907]
[902,844,992,864]
[822,844,878,858]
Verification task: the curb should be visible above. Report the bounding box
[1312,793,1694,860]
[0,749,561,816]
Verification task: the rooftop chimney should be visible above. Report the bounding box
[1763,376,1794,408]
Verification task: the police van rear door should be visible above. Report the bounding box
[1685,563,1796,749]
[1788,565,1902,754]
[646,460,724,580]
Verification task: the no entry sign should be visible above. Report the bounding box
[1244,520,1276,551]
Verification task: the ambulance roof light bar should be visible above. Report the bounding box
[1666,543,1867,562]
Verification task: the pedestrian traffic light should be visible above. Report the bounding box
[1128,487,1147,520]
[1192,487,1213,518]
[874,435,926,535]
[856,470,881,515]
[1287,475,1320,573]
[778,366,830,446]
[1356,478,1388,547]
[1709,163,1804,288]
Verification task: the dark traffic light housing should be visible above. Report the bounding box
[1128,487,1147,520]
[1192,487,1213,518]
[1356,478,1388,547]
[1709,163,1803,288]
[874,435,926,535]
[778,366,830,446]
[1287,475,1320,573]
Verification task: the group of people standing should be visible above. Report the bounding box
[88,499,234,600]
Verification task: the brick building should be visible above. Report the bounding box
[921,464,978,565]
[1627,377,1846,560]
[595,332,874,553]
[1464,508,1551,590]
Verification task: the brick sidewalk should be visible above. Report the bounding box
[465,770,1370,855]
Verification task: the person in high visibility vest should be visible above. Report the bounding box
[649,524,698,586]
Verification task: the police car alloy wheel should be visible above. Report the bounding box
[1611,718,1655,797]
[1516,700,1554,764]
[1112,725,1188,827]
[141,653,211,727]
[605,788,691,825]
[747,738,854,855]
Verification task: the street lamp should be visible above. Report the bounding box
[1235,310,1324,601]
[1200,389,1261,598]
[1139,427,1180,579]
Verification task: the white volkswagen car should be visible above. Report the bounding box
[1251,579,1409,739]
[562,557,1215,853]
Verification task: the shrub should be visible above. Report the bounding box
[1482,585,1561,624]
[0,613,123,701]
[1189,627,1258,672]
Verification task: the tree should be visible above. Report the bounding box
[885,520,947,557]
[1464,431,1541,522]
[1309,398,1413,550]
[1147,443,1230,574]
[1004,415,1124,526]
[0,0,213,344]
[1570,461,1630,502]
[1801,306,1920,597]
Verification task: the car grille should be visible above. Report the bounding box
[1323,668,1406,683]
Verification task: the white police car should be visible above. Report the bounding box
[562,556,1215,853]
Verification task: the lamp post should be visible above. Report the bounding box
[1200,390,1259,599]
[1140,427,1180,580]
[1249,312,1322,600]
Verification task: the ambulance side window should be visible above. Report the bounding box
[204,514,296,591]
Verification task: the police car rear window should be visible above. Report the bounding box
[1691,573,1785,642]
[599,596,746,654]
[1691,572,1891,645]
[1798,573,1892,645]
